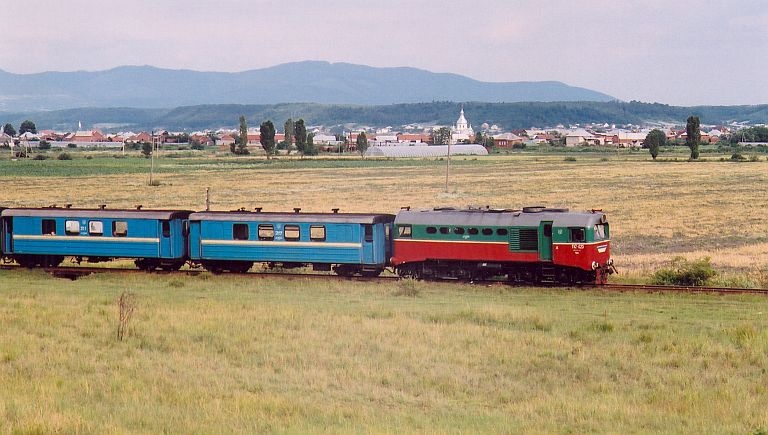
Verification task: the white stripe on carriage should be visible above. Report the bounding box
[200,240,362,248]
[13,235,160,243]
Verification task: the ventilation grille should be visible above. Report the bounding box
[509,228,539,251]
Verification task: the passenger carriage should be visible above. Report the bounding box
[391,206,614,284]
[0,206,192,270]
[188,210,395,276]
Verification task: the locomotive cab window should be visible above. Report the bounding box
[284,225,300,241]
[570,228,585,243]
[42,219,56,235]
[233,223,249,240]
[258,224,274,241]
[88,221,103,236]
[65,220,80,236]
[112,221,128,237]
[398,225,412,238]
[310,225,326,241]
[594,224,608,240]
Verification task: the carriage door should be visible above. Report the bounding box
[362,224,374,264]
[160,220,172,257]
[539,221,553,261]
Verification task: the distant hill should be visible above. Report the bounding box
[0,61,616,111]
[3,101,767,133]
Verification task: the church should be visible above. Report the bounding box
[451,108,474,143]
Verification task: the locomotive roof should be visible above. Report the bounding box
[1,207,193,220]
[189,211,395,224]
[395,207,607,227]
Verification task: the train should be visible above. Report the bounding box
[0,204,615,284]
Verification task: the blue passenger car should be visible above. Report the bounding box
[188,210,395,275]
[0,207,192,270]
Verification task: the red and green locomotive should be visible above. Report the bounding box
[391,206,614,284]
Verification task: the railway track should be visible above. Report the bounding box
[2,264,766,295]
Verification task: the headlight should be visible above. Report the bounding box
[591,261,599,270]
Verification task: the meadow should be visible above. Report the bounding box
[1,270,767,433]
[2,148,768,432]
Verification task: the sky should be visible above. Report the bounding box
[2,0,766,106]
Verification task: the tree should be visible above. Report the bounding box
[431,127,452,145]
[356,132,369,158]
[259,120,277,159]
[19,120,37,135]
[283,118,294,155]
[686,115,701,160]
[236,115,250,155]
[141,141,153,158]
[305,132,316,156]
[294,119,307,158]
[3,123,16,137]
[644,129,666,160]
[37,140,51,150]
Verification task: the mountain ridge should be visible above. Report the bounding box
[0,61,616,111]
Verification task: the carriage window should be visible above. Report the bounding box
[426,227,437,234]
[454,227,465,235]
[284,225,300,241]
[482,228,493,236]
[570,228,585,243]
[89,221,103,236]
[162,221,171,238]
[65,220,80,235]
[398,225,412,237]
[594,224,607,240]
[42,219,56,235]
[233,223,249,240]
[258,224,274,241]
[310,225,326,241]
[468,228,479,235]
[112,221,128,237]
[364,225,374,242]
[543,224,552,237]
[439,227,449,234]
[496,228,508,236]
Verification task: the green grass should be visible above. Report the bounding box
[1,269,767,432]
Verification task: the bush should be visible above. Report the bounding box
[67,143,77,148]
[38,140,51,150]
[564,156,577,162]
[57,152,72,160]
[652,256,717,286]
[32,154,47,160]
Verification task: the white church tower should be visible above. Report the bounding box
[451,107,474,143]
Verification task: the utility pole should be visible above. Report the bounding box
[445,135,452,193]
[149,130,155,185]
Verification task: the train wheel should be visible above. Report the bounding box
[15,255,40,268]
[228,261,253,274]
[43,256,64,268]
[135,258,159,271]
[334,264,358,277]
[201,261,224,274]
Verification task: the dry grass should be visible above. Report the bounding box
[3,152,767,279]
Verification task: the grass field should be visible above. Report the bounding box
[2,149,768,431]
[1,270,767,433]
